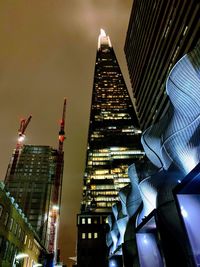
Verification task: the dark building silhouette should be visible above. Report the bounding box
[77,29,144,267]
[124,0,200,131]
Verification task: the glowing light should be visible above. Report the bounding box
[15,253,29,260]
[100,28,106,37]
[175,149,198,174]
[143,235,148,244]
[110,147,120,151]
[18,134,25,143]
[110,259,117,267]
[52,205,59,211]
[98,28,112,49]
[178,179,181,183]
[33,264,42,267]
[181,206,188,218]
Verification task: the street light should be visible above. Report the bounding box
[13,253,29,267]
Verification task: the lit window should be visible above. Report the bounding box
[91,185,96,190]
[88,218,91,224]
[82,218,86,224]
[24,235,27,245]
[82,233,86,239]
[94,233,98,239]
[88,233,92,239]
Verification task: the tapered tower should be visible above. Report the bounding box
[81,29,144,213]
[77,30,144,267]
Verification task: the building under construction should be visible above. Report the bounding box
[4,99,66,265]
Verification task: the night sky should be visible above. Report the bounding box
[0,1,133,266]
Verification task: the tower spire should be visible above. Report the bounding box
[98,28,112,50]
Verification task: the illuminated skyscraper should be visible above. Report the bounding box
[81,29,144,212]
[77,30,144,267]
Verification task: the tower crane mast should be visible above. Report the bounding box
[58,98,67,152]
[48,98,67,261]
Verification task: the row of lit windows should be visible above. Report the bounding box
[94,113,131,118]
[81,217,92,224]
[96,202,114,207]
[81,232,98,240]
[110,150,144,155]
[94,116,131,121]
[89,174,114,179]
[90,185,115,190]
[87,173,128,180]
[93,91,129,98]
[80,217,101,225]
[87,167,126,175]
[91,134,104,139]
[94,103,129,109]
[88,155,134,162]
[92,191,118,196]
[84,200,115,208]
[95,84,127,90]
[90,157,109,161]
[88,162,108,166]
[114,183,128,190]
[94,107,130,112]
[90,130,139,140]
[89,152,109,157]
[94,169,109,175]
[93,196,118,202]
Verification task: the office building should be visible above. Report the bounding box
[5,145,61,250]
[77,29,144,267]
[124,0,200,131]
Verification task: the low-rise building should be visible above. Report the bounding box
[0,182,47,267]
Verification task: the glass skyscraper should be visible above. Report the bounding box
[124,0,200,131]
[81,29,144,213]
[77,30,144,267]
[4,143,64,267]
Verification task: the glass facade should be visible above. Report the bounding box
[124,0,200,131]
[4,145,61,249]
[82,30,144,212]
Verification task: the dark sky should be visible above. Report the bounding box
[0,1,133,266]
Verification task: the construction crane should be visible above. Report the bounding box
[58,97,67,152]
[9,115,32,176]
[48,99,67,260]
[17,115,32,149]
